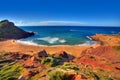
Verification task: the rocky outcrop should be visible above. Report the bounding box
[38,50,48,57]
[91,34,120,46]
[0,20,35,39]
[24,57,38,68]
[81,46,120,63]
[54,51,75,60]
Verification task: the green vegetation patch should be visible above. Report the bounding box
[41,56,62,67]
[0,59,13,64]
[0,65,21,80]
[79,68,99,80]
[47,69,72,80]
[58,63,79,71]
[113,46,120,50]
[96,68,116,80]
[0,21,7,28]
[0,51,10,56]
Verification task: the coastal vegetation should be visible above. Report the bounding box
[113,46,120,50]
[0,49,120,80]
[0,65,21,80]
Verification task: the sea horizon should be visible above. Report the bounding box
[19,25,120,27]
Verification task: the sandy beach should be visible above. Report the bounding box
[0,40,99,57]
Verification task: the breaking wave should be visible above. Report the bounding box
[16,40,39,46]
[16,39,97,46]
[37,36,66,44]
[78,41,97,46]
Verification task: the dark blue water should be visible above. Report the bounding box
[19,26,120,45]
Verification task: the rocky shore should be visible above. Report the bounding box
[91,34,120,46]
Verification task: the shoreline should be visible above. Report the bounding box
[0,40,99,57]
[16,39,98,47]
[0,34,119,57]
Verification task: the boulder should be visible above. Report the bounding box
[55,51,75,60]
[28,70,39,77]
[38,50,48,57]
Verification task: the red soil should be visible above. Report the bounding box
[81,46,120,63]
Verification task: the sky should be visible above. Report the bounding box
[0,0,120,26]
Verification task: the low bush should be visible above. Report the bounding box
[0,65,21,80]
[41,56,62,67]
[113,46,120,50]
[59,63,79,71]
[47,69,72,80]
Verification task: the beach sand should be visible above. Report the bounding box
[0,40,99,57]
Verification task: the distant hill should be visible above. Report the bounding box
[0,20,34,39]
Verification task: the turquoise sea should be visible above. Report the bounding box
[18,26,120,46]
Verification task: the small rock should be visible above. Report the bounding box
[38,50,48,57]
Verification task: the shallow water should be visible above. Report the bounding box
[19,26,120,46]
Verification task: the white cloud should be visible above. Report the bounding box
[14,20,24,26]
[22,21,85,26]
[9,20,120,26]
[14,20,86,26]
[37,21,85,26]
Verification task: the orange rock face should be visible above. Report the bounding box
[91,34,120,46]
[74,75,84,80]
[81,46,120,63]
[24,57,39,68]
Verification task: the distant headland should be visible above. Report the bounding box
[0,20,35,40]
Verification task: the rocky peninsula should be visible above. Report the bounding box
[0,20,34,40]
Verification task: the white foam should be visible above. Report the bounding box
[16,40,39,46]
[86,36,92,40]
[59,39,66,43]
[78,41,97,46]
[37,36,66,44]
[16,40,97,46]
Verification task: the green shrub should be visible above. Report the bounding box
[96,68,115,80]
[41,58,51,65]
[0,65,21,80]
[0,51,9,56]
[86,71,99,80]
[0,22,7,27]
[60,63,79,71]
[0,59,13,64]
[77,66,99,80]
[54,55,62,59]
[113,46,120,50]
[47,69,72,80]
[41,56,62,67]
